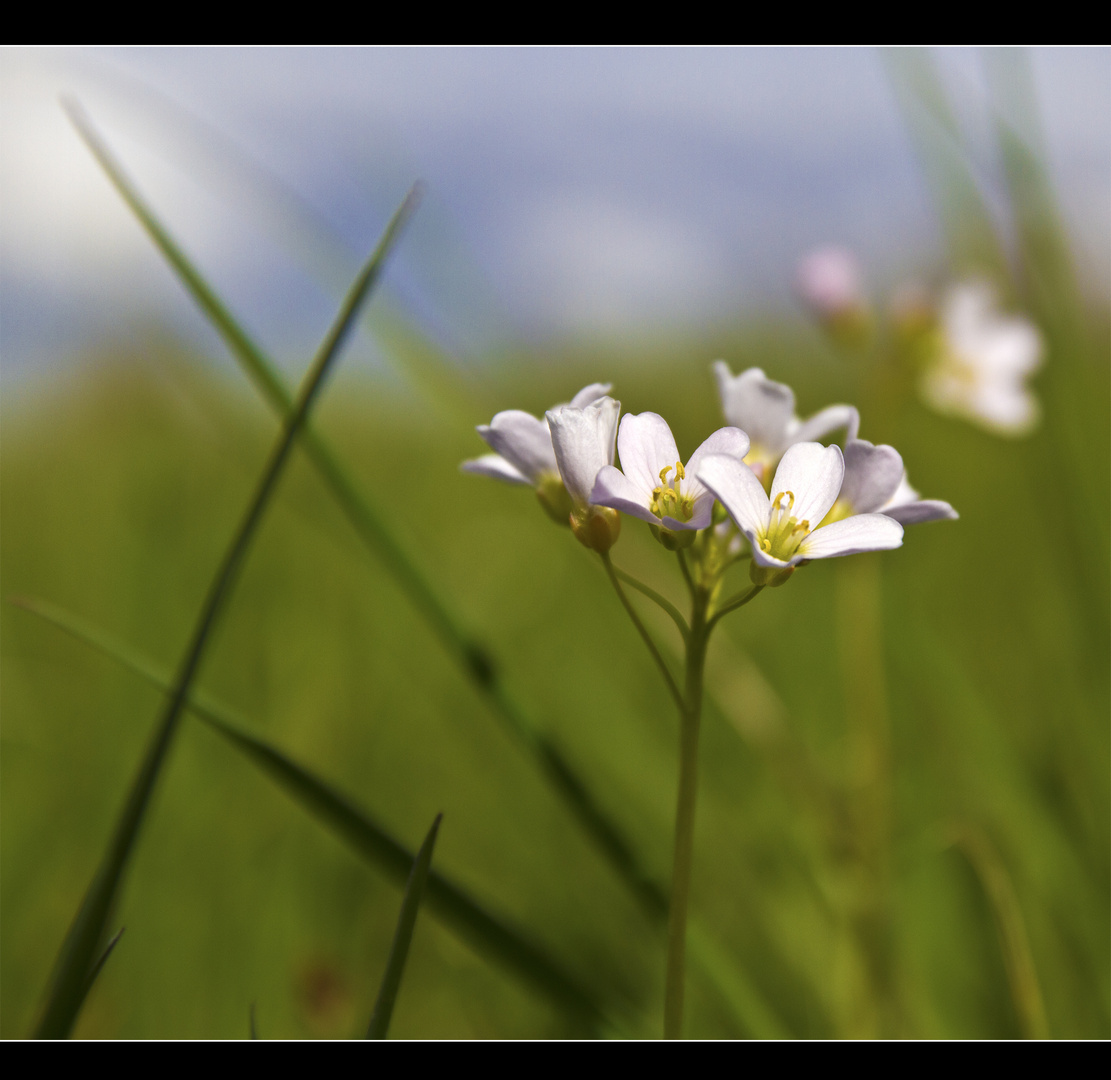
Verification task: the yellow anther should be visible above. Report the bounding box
[761,538,772,553]
[772,490,795,511]
[659,465,673,484]
[675,461,685,481]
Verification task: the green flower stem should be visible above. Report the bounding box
[601,554,684,715]
[677,548,696,595]
[614,567,690,642]
[31,194,416,1040]
[707,585,764,631]
[663,583,710,1039]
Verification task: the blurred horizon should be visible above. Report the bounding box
[2,46,1108,389]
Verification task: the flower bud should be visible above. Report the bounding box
[649,523,696,551]
[750,562,794,588]
[570,506,621,553]
[535,474,574,525]
[796,246,871,347]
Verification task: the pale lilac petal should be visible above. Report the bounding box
[886,474,919,506]
[799,514,904,559]
[682,489,717,530]
[460,454,531,486]
[547,397,620,506]
[769,443,844,526]
[696,454,770,537]
[840,440,904,513]
[882,499,958,525]
[713,363,796,449]
[791,404,859,447]
[616,412,681,495]
[478,410,557,483]
[569,382,614,409]
[880,474,958,524]
[661,500,713,531]
[591,464,657,523]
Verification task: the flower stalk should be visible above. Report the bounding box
[664,575,711,1039]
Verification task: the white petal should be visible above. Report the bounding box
[478,410,557,483]
[840,440,904,514]
[976,320,1043,378]
[696,453,770,536]
[685,426,751,500]
[547,397,620,505]
[769,443,844,525]
[882,499,958,525]
[591,464,657,523]
[792,404,859,447]
[617,412,681,496]
[460,454,532,486]
[750,543,794,569]
[970,380,1040,434]
[799,514,903,559]
[569,382,614,409]
[713,363,796,449]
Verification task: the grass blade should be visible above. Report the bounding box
[883,48,1010,282]
[82,927,125,1006]
[367,815,442,1038]
[64,99,672,939]
[31,188,417,1039]
[953,826,1048,1039]
[13,596,607,1031]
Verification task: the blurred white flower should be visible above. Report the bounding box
[698,443,903,586]
[824,439,958,527]
[461,382,612,522]
[713,363,857,487]
[795,246,865,320]
[546,395,623,551]
[591,411,748,547]
[921,282,1044,436]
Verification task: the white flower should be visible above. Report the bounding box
[546,395,623,551]
[921,282,1043,436]
[697,443,904,586]
[461,382,612,522]
[590,412,749,544]
[825,439,958,527]
[713,363,858,486]
[796,246,865,320]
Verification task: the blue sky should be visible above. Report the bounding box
[2,47,1107,379]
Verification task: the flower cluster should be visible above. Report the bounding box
[462,366,955,584]
[918,281,1044,436]
[795,244,1044,438]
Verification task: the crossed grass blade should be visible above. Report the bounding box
[366,814,442,1039]
[65,101,780,1036]
[31,184,418,1039]
[13,596,608,1033]
[63,101,662,927]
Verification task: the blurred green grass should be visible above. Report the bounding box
[3,307,1106,1036]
